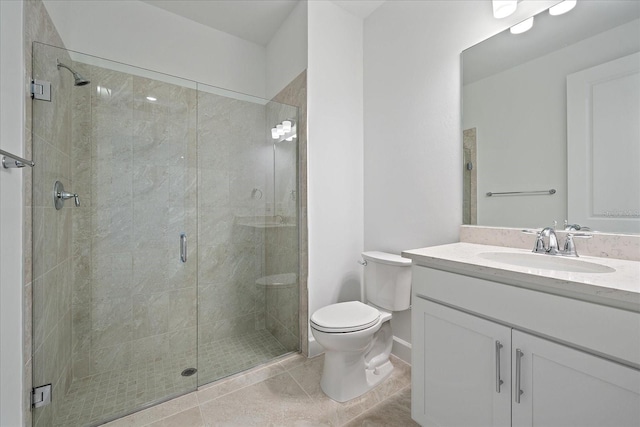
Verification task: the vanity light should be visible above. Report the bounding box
[282,120,292,133]
[271,128,279,139]
[492,0,517,19]
[510,16,534,34]
[276,124,284,136]
[549,0,577,16]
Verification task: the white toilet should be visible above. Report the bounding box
[310,251,412,402]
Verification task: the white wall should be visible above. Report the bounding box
[266,0,308,99]
[363,0,558,355]
[0,1,24,425]
[307,1,364,356]
[42,0,267,97]
[465,19,640,229]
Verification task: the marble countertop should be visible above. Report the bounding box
[402,242,640,312]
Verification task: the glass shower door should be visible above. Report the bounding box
[31,42,198,427]
[195,84,299,386]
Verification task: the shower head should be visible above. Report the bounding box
[56,59,90,86]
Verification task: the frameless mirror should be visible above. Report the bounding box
[462,0,640,234]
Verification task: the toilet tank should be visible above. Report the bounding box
[362,251,412,311]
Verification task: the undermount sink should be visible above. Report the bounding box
[479,252,616,274]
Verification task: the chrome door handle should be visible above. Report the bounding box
[495,341,504,393]
[515,348,524,403]
[180,233,187,263]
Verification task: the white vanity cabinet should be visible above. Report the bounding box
[411,265,640,427]
[512,330,640,426]
[413,297,511,426]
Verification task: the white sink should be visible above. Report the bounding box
[479,252,616,274]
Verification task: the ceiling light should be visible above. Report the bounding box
[493,0,517,19]
[146,96,157,101]
[510,16,534,34]
[549,0,576,16]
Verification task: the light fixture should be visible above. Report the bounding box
[270,119,297,142]
[549,0,576,16]
[510,16,534,34]
[146,96,157,102]
[492,0,517,19]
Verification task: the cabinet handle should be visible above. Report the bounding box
[180,232,187,263]
[495,341,504,393]
[515,348,524,403]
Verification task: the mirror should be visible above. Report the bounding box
[462,0,640,234]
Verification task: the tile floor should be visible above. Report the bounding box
[103,353,418,426]
[51,330,288,427]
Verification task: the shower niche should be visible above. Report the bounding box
[30,42,300,427]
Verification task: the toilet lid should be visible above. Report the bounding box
[310,301,380,333]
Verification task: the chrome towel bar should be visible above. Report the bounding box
[486,189,555,197]
[1,149,35,168]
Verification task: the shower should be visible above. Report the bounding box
[31,42,300,427]
[56,58,90,86]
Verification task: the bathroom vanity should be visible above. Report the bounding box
[403,242,640,427]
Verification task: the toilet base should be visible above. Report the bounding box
[320,352,394,403]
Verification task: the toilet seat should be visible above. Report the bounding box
[310,301,380,333]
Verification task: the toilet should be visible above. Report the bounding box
[310,251,412,402]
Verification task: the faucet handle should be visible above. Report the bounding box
[562,233,592,257]
[522,229,545,253]
[564,219,591,231]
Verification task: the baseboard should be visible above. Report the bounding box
[392,336,412,364]
[308,336,324,358]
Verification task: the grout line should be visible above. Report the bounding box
[286,370,315,401]
[338,384,412,427]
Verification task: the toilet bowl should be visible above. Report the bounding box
[310,251,411,402]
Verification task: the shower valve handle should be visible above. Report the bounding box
[59,191,80,206]
[53,181,80,209]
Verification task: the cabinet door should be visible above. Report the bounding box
[412,297,511,427]
[512,330,640,427]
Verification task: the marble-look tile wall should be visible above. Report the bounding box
[269,71,307,355]
[29,39,75,427]
[70,65,199,382]
[196,91,270,381]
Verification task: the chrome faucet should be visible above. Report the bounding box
[525,221,592,257]
[536,227,561,255]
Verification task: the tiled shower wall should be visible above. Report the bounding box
[69,65,199,382]
[67,67,299,384]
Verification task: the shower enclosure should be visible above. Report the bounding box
[31,42,300,427]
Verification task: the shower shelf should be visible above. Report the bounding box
[235,216,296,229]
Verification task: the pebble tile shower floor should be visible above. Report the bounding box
[52,330,287,427]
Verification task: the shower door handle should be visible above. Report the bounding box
[180,233,187,263]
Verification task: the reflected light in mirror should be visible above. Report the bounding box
[550,0,577,16]
[511,16,535,34]
[493,0,517,19]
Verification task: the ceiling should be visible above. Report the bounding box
[141,0,385,46]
